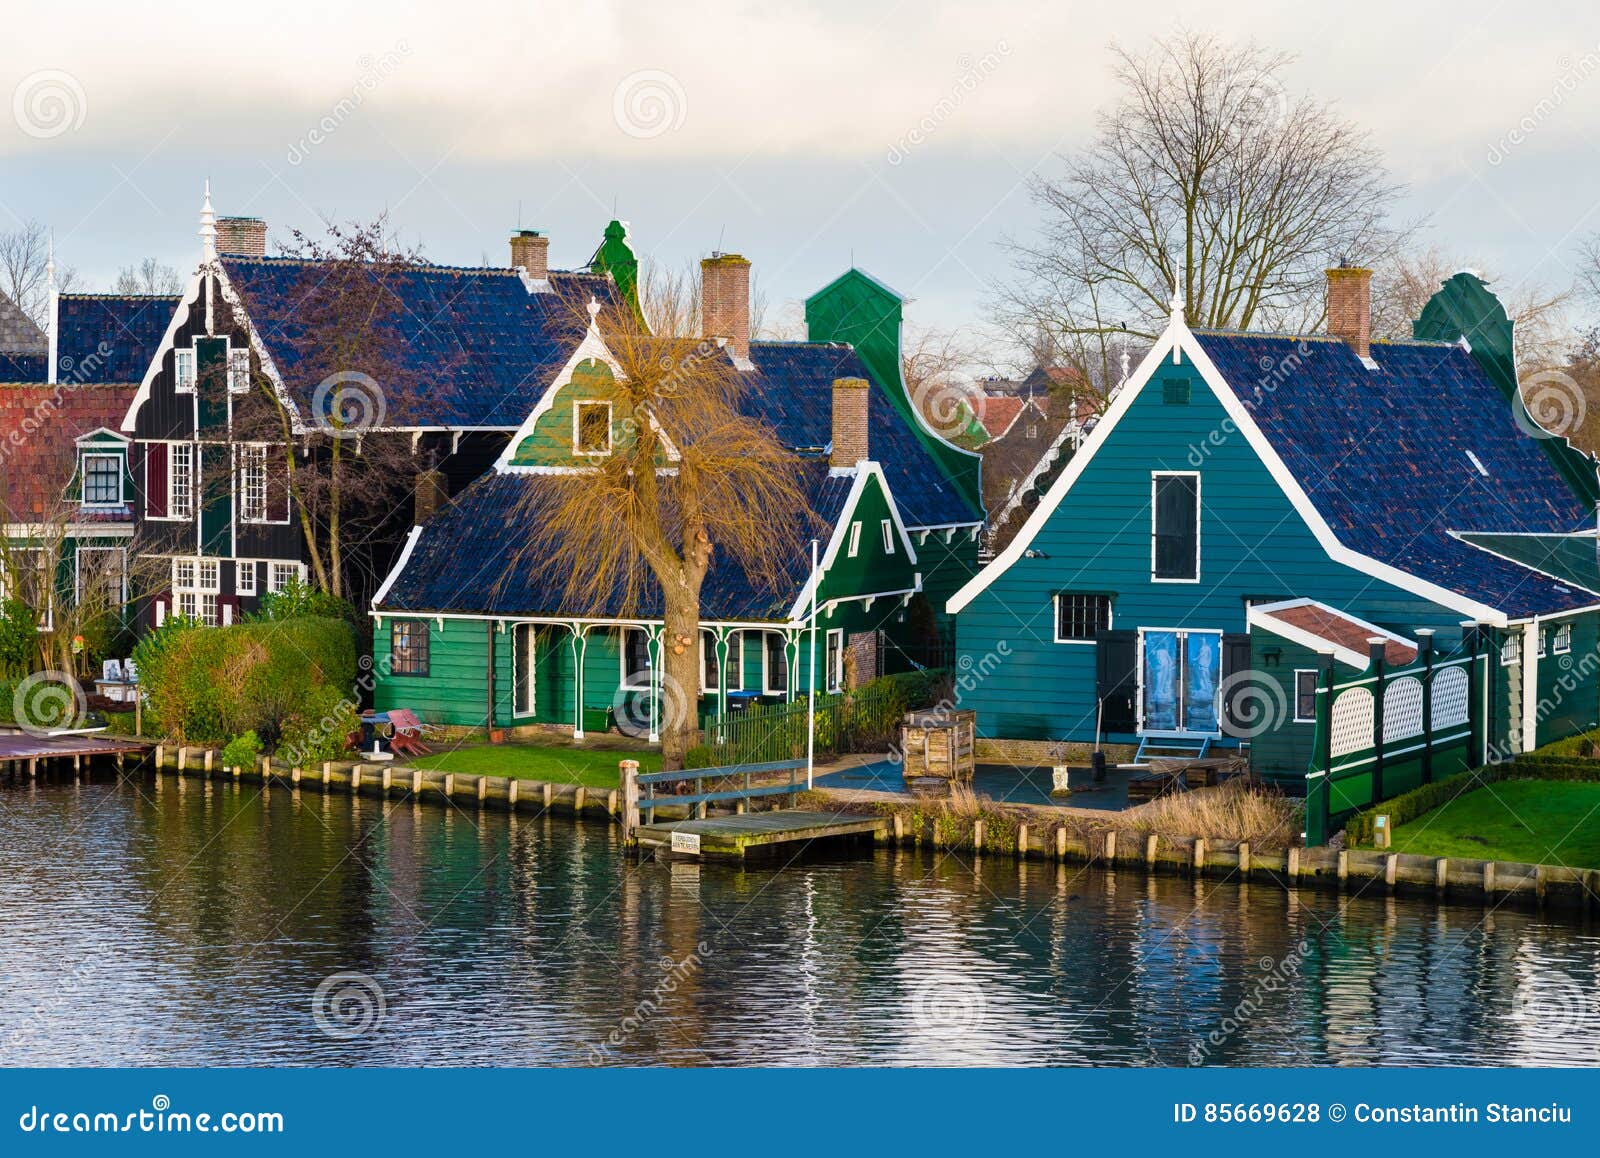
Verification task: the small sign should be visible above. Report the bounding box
[671,831,702,855]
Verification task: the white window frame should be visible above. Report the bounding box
[228,346,251,394]
[238,445,268,524]
[1501,633,1521,667]
[172,556,221,626]
[699,630,743,694]
[880,519,895,555]
[1151,471,1201,584]
[846,522,862,558]
[235,560,257,596]
[174,347,197,393]
[1134,625,1225,737]
[168,442,195,521]
[761,631,789,696]
[6,548,55,632]
[514,623,539,717]
[80,451,125,508]
[1293,669,1319,723]
[268,561,306,594]
[1535,629,1547,659]
[74,545,127,609]
[573,400,614,456]
[825,628,844,693]
[1052,593,1113,644]
[1554,623,1572,655]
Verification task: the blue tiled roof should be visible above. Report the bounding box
[1196,331,1597,617]
[57,294,178,384]
[380,464,854,619]
[740,341,978,528]
[221,257,615,428]
[0,352,46,381]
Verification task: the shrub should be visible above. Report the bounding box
[0,597,38,678]
[132,615,357,748]
[221,731,263,770]
[250,578,357,626]
[277,685,359,767]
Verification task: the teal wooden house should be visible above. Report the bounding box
[372,254,983,736]
[949,268,1600,787]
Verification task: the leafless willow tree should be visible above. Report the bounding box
[994,31,1412,385]
[508,302,814,769]
[113,259,183,296]
[0,219,77,328]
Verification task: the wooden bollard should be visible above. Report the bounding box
[177,747,188,772]
[972,819,984,852]
[1536,865,1548,903]
[1385,854,1398,888]
[1192,837,1206,875]
[1237,841,1250,878]
[291,766,302,785]
[155,744,165,769]
[507,779,519,807]
[1337,850,1349,883]
[606,788,617,817]
[1146,833,1158,867]
[619,761,639,844]
[573,786,587,816]
[381,767,392,794]
[203,749,214,773]
[412,770,423,795]
[541,782,553,809]
[893,813,905,843]
[1287,846,1300,880]
[479,777,490,803]
[1016,823,1029,858]
[443,773,455,798]
[1483,861,1496,898]
[232,764,242,782]
[1056,825,1067,860]
[1104,830,1117,863]
[322,761,332,783]
[351,766,363,793]
[1435,857,1449,895]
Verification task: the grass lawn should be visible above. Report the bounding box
[405,737,660,789]
[1383,779,1600,868]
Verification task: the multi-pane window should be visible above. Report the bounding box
[268,562,302,593]
[391,619,430,676]
[228,347,251,393]
[1294,670,1319,723]
[700,630,742,692]
[623,628,651,684]
[236,561,257,596]
[1152,472,1199,581]
[172,557,220,626]
[168,443,195,519]
[825,629,843,692]
[82,454,122,506]
[764,631,788,694]
[239,446,267,523]
[1554,623,1573,654]
[1054,593,1112,641]
[1501,634,1521,666]
[174,348,197,392]
[1536,629,1547,659]
[574,401,612,455]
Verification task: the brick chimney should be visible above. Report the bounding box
[510,230,549,280]
[414,466,448,525]
[215,217,267,257]
[1326,265,1373,359]
[701,253,751,361]
[831,377,870,468]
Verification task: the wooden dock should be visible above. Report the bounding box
[635,810,887,861]
[0,731,149,779]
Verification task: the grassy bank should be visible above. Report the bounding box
[1383,779,1600,868]
[406,738,658,789]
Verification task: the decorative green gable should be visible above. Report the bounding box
[505,358,658,468]
[589,220,643,327]
[803,269,983,514]
[815,468,919,609]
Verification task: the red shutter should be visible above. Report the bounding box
[266,445,289,522]
[145,443,168,518]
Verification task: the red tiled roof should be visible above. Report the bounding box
[978,395,1025,437]
[1269,602,1417,667]
[0,384,135,522]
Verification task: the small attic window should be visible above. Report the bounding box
[1163,378,1191,405]
[574,401,612,456]
[1464,450,1490,477]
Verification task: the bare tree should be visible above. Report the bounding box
[1372,246,1573,376]
[508,303,814,769]
[113,258,183,296]
[0,219,77,328]
[994,31,1411,384]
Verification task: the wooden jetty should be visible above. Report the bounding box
[0,731,149,780]
[621,758,886,861]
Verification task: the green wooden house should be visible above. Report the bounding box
[948,269,1600,787]
[371,256,983,736]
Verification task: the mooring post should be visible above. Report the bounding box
[620,761,640,846]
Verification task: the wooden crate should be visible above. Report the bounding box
[899,710,976,782]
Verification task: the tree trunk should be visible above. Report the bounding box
[659,583,703,771]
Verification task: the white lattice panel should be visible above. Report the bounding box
[1383,677,1425,743]
[1431,666,1470,730]
[1329,687,1375,757]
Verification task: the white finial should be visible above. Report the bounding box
[1119,336,1131,385]
[200,178,217,261]
[46,229,59,385]
[45,230,55,284]
[1169,282,1184,324]
[586,295,601,321]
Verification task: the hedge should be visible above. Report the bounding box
[1345,754,1600,845]
[131,615,357,749]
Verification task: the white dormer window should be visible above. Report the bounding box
[81,453,124,507]
[846,522,862,558]
[228,347,251,393]
[574,401,613,456]
[174,348,197,393]
[881,519,895,554]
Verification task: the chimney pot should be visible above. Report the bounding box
[701,253,751,361]
[215,217,267,258]
[1326,266,1373,360]
[510,230,549,281]
[831,377,871,468]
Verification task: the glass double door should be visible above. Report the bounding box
[1140,629,1222,735]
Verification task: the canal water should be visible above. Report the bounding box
[2,776,1597,1067]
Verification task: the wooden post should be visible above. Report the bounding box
[352,766,364,793]
[507,779,519,808]
[1192,837,1205,875]
[291,766,302,785]
[443,773,455,798]
[1310,655,1336,845]
[574,785,587,816]
[893,813,905,844]
[233,763,242,782]
[1435,857,1449,896]
[542,782,553,810]
[203,749,213,774]
[620,761,640,845]
[1418,629,1436,784]
[1483,861,1496,898]
[1146,833,1158,868]
[972,819,984,853]
[412,769,423,795]
[1103,829,1117,864]
[1237,841,1250,879]
[1016,823,1029,858]
[1337,850,1349,883]
[1056,825,1067,861]
[1464,623,1485,766]
[478,776,489,804]
[1369,638,1387,804]
[1287,846,1300,880]
[1384,854,1398,889]
[177,747,188,772]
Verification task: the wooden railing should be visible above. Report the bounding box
[619,757,809,845]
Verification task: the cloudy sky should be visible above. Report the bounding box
[3,0,1599,340]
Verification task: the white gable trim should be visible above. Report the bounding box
[785,460,918,622]
[73,426,130,446]
[493,319,637,473]
[372,524,424,609]
[1247,598,1416,671]
[947,316,1511,626]
[119,267,203,432]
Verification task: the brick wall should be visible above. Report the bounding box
[831,377,870,467]
[701,254,750,361]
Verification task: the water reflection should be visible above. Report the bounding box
[0,778,1596,1067]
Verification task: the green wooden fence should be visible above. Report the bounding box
[690,683,903,768]
[1305,635,1488,845]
